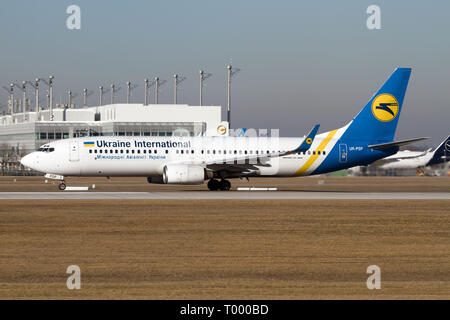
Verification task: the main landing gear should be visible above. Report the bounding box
[207,179,231,191]
[58,181,66,191]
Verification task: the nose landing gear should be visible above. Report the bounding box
[207,179,231,191]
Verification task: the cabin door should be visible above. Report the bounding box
[69,141,80,162]
[339,143,348,163]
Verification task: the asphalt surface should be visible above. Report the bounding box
[0,191,449,200]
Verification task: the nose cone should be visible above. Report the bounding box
[20,154,34,168]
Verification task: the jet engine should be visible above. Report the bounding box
[162,164,205,185]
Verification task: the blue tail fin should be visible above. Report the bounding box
[344,68,411,143]
[427,135,450,166]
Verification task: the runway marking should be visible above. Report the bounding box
[0,191,449,200]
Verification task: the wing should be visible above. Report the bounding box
[168,124,320,177]
[204,124,320,176]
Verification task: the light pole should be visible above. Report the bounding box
[99,86,104,106]
[111,84,115,104]
[144,78,149,106]
[173,74,186,104]
[199,70,212,106]
[49,75,54,120]
[226,65,240,127]
[35,79,39,112]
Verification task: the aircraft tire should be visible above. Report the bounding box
[219,179,231,191]
[58,182,66,191]
[207,179,220,191]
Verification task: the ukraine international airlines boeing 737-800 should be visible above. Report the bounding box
[21,68,427,191]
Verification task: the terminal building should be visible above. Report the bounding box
[0,103,227,174]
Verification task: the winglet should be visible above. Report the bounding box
[292,124,320,153]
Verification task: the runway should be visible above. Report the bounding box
[0,191,449,200]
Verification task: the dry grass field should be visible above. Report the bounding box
[0,199,449,299]
[0,175,449,192]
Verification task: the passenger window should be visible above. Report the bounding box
[137,150,141,154]
[318,151,321,155]
[89,149,92,154]
[234,150,237,154]
[191,150,194,154]
[323,151,326,155]
[105,150,108,154]
[110,150,113,154]
[94,150,98,154]
[148,150,152,154]
[126,150,129,154]
[154,150,157,154]
[99,150,103,154]
[313,151,316,155]
[143,150,146,154]
[165,150,168,154]
[181,150,184,154]
[120,150,123,154]
[131,150,135,154]
[115,150,118,154]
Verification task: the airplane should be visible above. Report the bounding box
[21,67,428,191]
[349,135,450,175]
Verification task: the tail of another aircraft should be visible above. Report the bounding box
[344,68,412,143]
[426,135,450,166]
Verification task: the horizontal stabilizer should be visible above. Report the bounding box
[368,137,429,150]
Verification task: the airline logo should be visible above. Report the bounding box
[306,138,313,144]
[217,124,227,135]
[371,93,399,122]
[84,141,95,147]
[445,140,450,152]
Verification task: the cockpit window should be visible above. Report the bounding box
[37,147,55,152]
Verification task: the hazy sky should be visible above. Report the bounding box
[0,0,449,146]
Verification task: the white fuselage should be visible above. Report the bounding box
[377,150,434,170]
[21,126,350,179]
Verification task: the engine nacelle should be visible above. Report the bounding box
[163,164,205,185]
